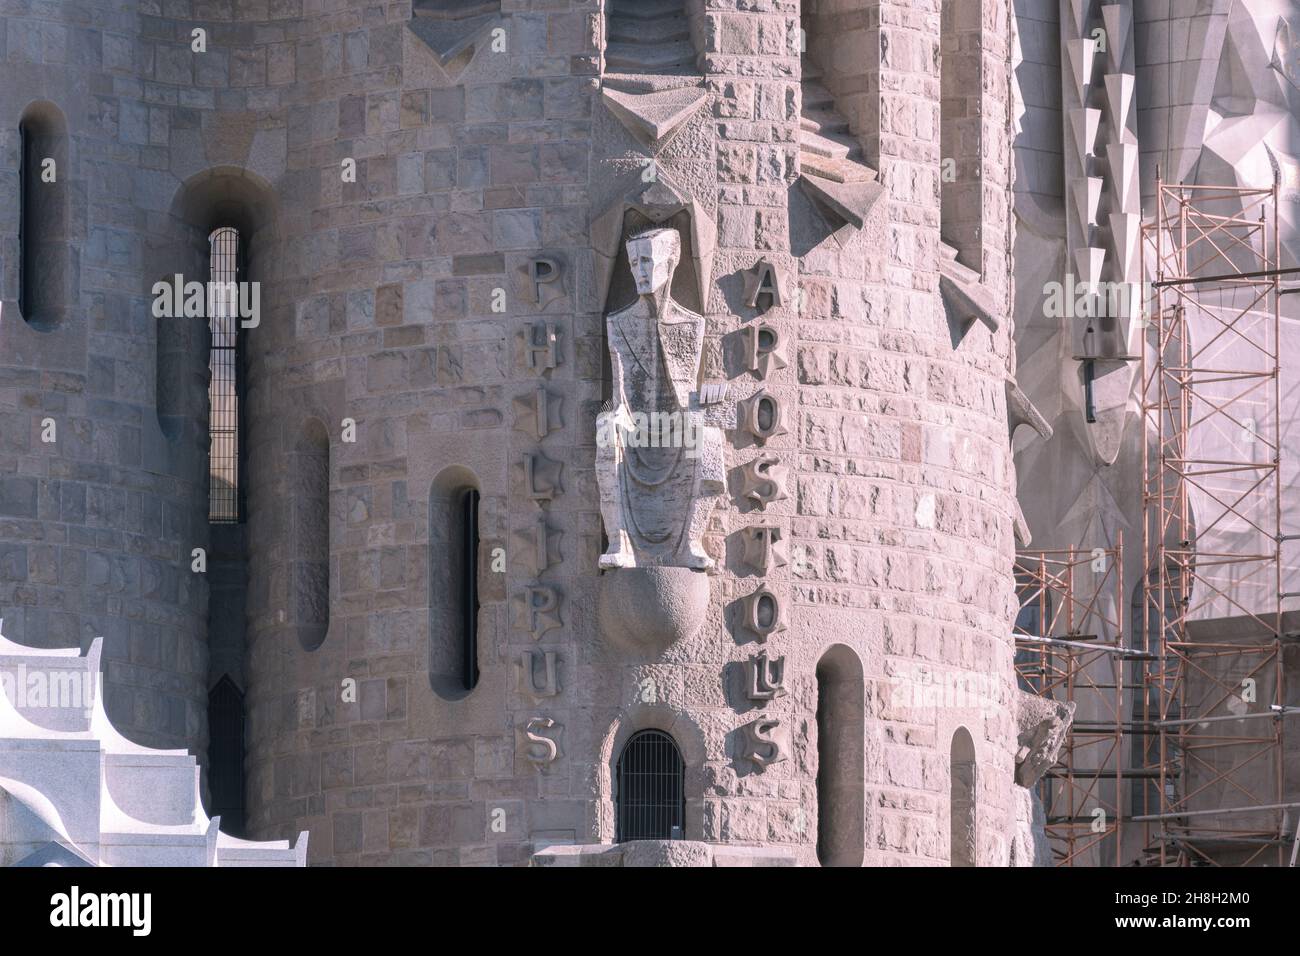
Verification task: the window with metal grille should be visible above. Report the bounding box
[207,674,245,835]
[615,729,685,842]
[460,488,481,691]
[208,226,241,523]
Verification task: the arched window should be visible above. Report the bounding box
[293,419,330,651]
[206,675,245,835]
[17,102,70,330]
[208,227,244,523]
[816,645,865,866]
[429,470,480,697]
[616,729,685,842]
[950,726,977,866]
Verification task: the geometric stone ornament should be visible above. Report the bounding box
[0,633,307,867]
[600,86,711,151]
[740,324,789,378]
[519,320,560,374]
[1005,376,1054,443]
[1108,212,1140,280]
[520,716,561,769]
[512,512,562,577]
[1103,73,1135,134]
[1101,3,1132,69]
[797,170,885,233]
[741,525,788,574]
[1073,246,1107,290]
[739,586,785,640]
[512,386,562,441]
[1066,37,1097,91]
[1068,107,1102,161]
[1106,142,1138,213]
[1065,0,1090,37]
[742,258,783,311]
[738,717,787,769]
[407,2,500,75]
[744,651,787,703]
[1072,176,1103,230]
[521,451,563,504]
[511,585,562,641]
[938,264,1001,333]
[737,389,787,445]
[739,453,790,511]
[518,650,560,699]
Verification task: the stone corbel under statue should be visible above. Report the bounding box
[596,226,725,653]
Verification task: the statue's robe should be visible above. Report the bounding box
[606,297,709,561]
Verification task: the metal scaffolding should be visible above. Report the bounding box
[1137,178,1289,866]
[1014,538,1138,866]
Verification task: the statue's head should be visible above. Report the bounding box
[626,227,681,296]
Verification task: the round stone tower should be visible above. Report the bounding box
[1,0,1029,865]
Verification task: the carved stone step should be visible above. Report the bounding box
[800,80,835,112]
[608,16,689,45]
[606,40,696,73]
[800,109,850,137]
[799,151,877,184]
[799,126,857,161]
[609,0,685,21]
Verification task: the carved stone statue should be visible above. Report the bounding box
[596,227,725,570]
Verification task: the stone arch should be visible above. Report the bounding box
[815,643,865,866]
[594,704,709,844]
[154,167,277,444]
[950,725,977,866]
[292,417,331,651]
[428,465,482,699]
[17,100,72,332]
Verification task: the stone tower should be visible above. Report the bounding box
[1,0,1038,866]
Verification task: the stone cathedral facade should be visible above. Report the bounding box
[20,0,1280,868]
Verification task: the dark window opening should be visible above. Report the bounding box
[615,729,685,842]
[207,675,245,835]
[208,226,244,523]
[460,488,481,691]
[17,103,69,330]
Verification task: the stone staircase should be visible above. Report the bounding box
[0,630,306,867]
[605,0,697,79]
[799,64,879,186]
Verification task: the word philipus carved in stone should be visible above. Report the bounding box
[521,452,563,504]
[511,585,562,641]
[519,320,559,373]
[522,717,560,768]
[519,650,560,699]
[513,386,562,441]
[513,512,561,577]
[528,257,563,307]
